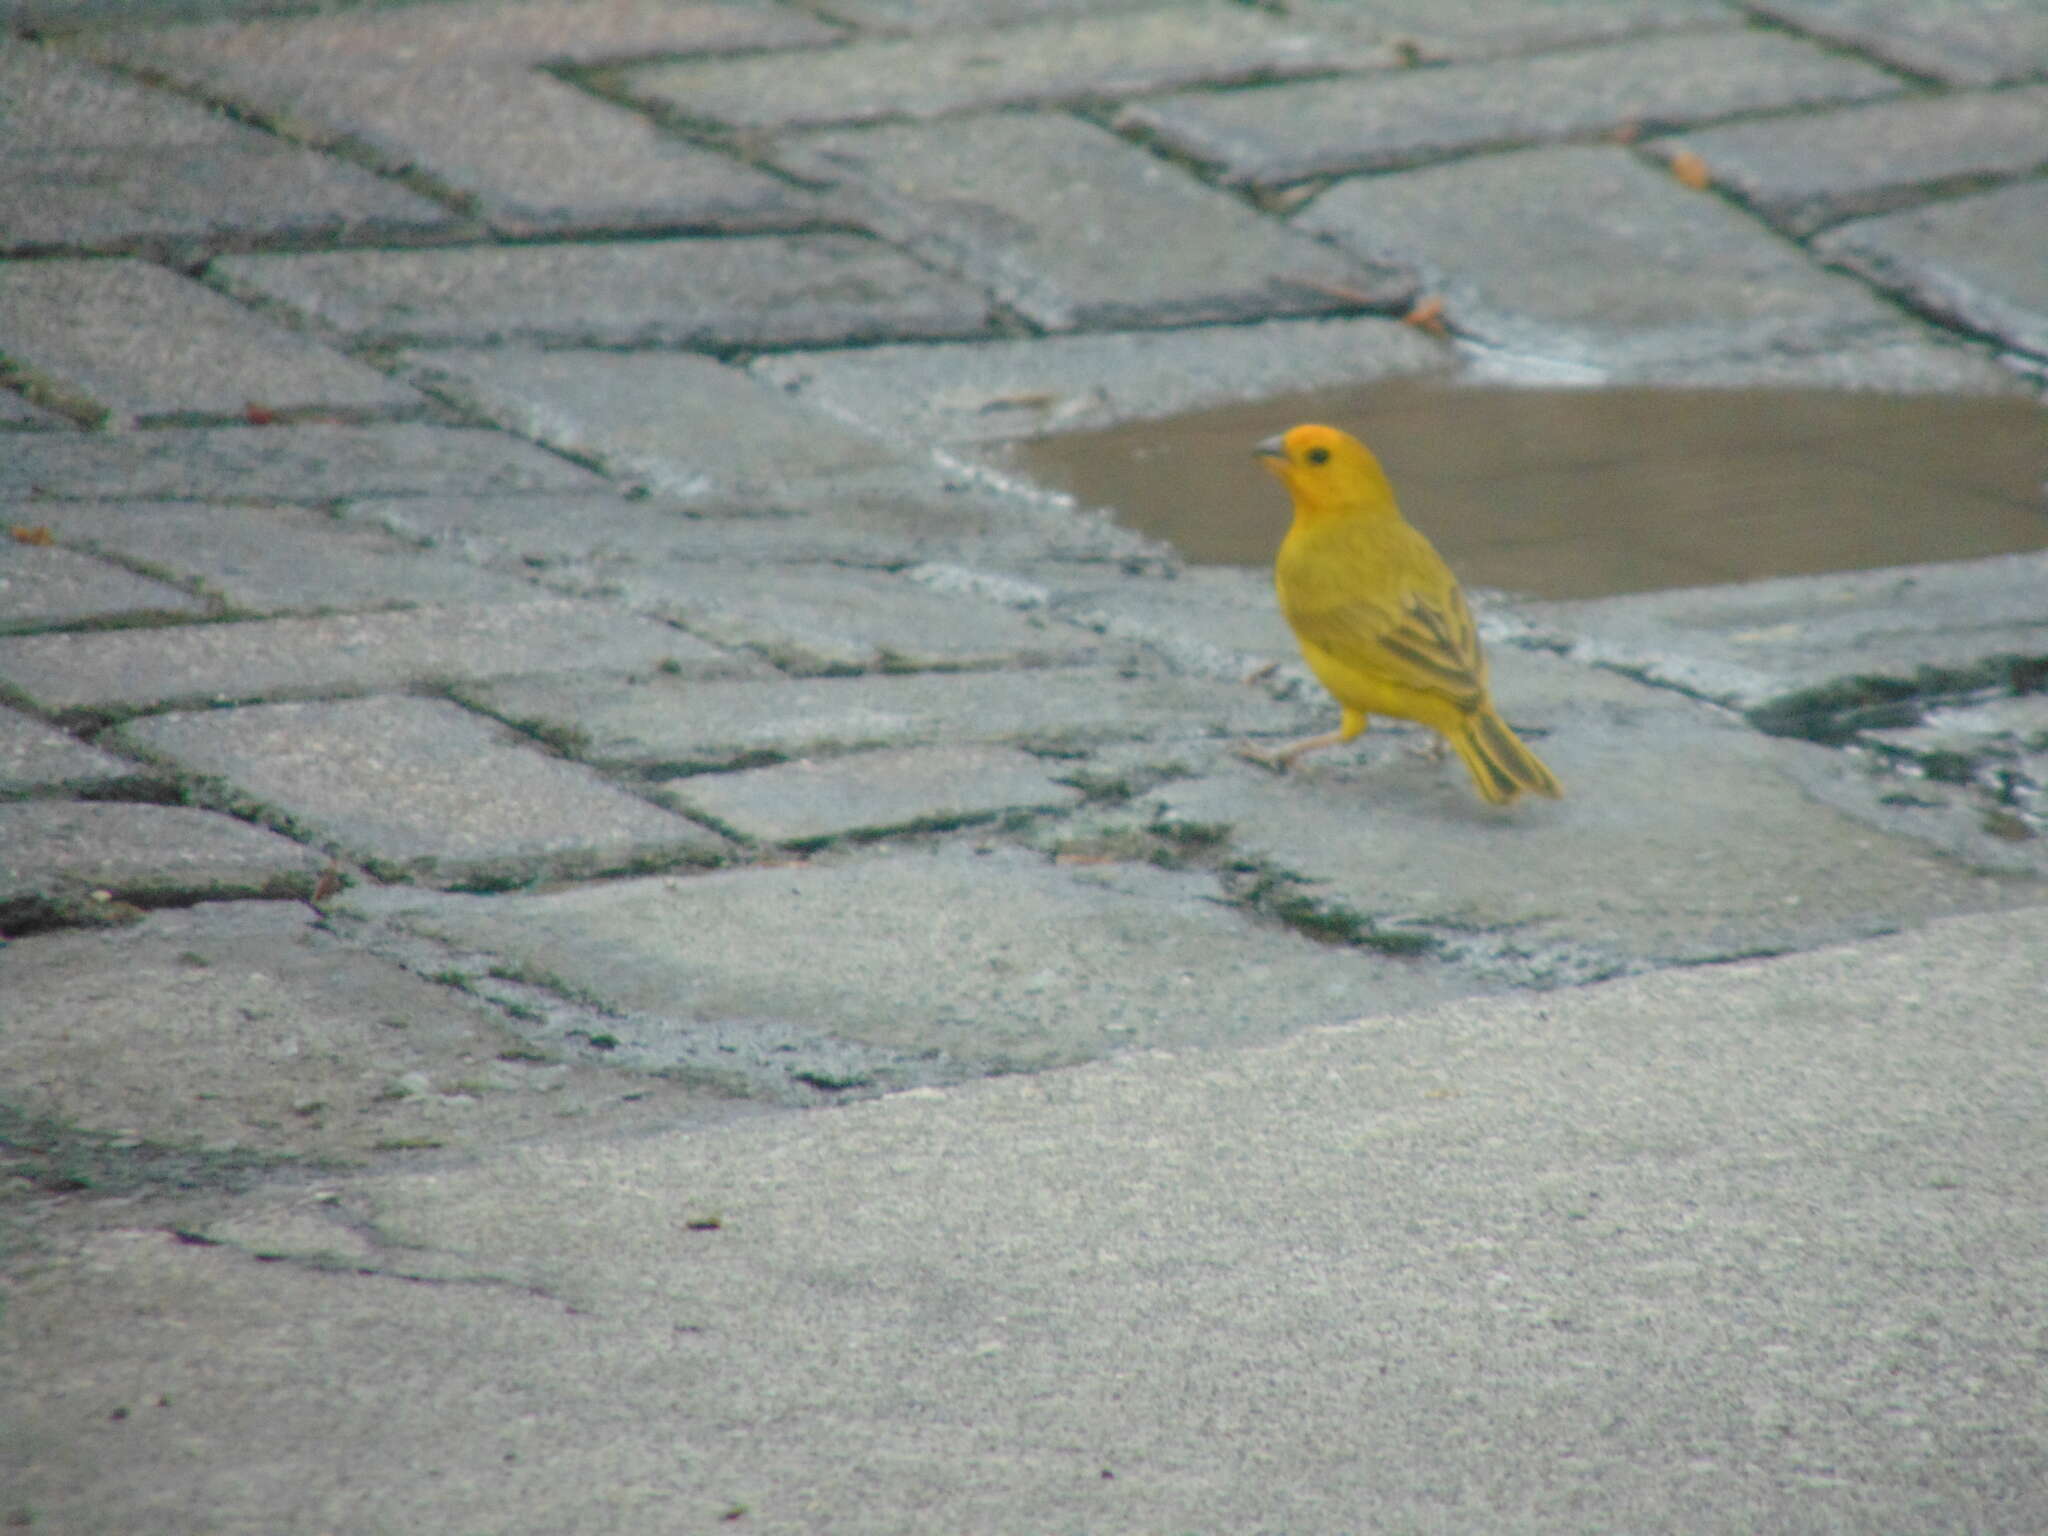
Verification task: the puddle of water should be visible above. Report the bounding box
[1010,378,2048,599]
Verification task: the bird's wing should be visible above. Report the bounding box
[1280,520,1490,709]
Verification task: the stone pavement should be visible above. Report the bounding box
[0,0,2044,1529]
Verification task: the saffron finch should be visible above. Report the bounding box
[1247,423,1563,806]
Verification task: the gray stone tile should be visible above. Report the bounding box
[402,348,918,503]
[0,600,715,719]
[0,260,420,426]
[1583,327,2036,392]
[348,845,1485,1071]
[1750,0,2048,87]
[623,3,1366,129]
[1298,144,1901,369]
[1279,0,1740,62]
[1814,180,2048,361]
[750,316,1451,446]
[0,425,608,502]
[0,38,247,149]
[1120,29,1902,189]
[598,563,1104,674]
[116,695,725,885]
[82,12,823,236]
[816,0,1162,27]
[457,664,1306,771]
[30,501,538,615]
[0,147,454,257]
[0,801,323,928]
[0,540,209,631]
[781,114,1412,332]
[0,706,151,796]
[659,744,1084,847]
[1647,85,2048,235]
[209,235,994,350]
[0,391,67,427]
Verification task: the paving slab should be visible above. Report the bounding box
[0,539,209,632]
[1558,324,2035,392]
[1280,0,1740,62]
[1517,550,2048,719]
[210,235,995,350]
[342,480,1158,572]
[0,424,607,502]
[751,315,1452,447]
[1814,180,2048,361]
[0,801,321,930]
[340,844,1489,1072]
[456,664,1307,772]
[402,347,921,503]
[585,562,1106,674]
[0,41,450,253]
[1646,84,2048,236]
[0,392,65,427]
[0,900,758,1173]
[1150,647,2035,975]
[659,743,1085,847]
[1751,0,2048,87]
[1298,144,1904,369]
[29,500,537,615]
[0,600,716,721]
[621,3,1362,130]
[780,114,1413,332]
[0,259,419,427]
[0,706,153,798]
[1119,28,1900,189]
[816,0,1163,28]
[10,907,2045,1531]
[115,695,726,886]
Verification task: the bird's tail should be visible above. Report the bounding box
[1451,706,1563,806]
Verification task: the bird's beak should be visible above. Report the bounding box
[1253,433,1287,463]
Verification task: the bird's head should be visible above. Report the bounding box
[1253,423,1397,523]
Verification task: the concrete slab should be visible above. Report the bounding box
[0,706,153,797]
[10,908,2044,1531]
[1151,646,2035,974]
[621,3,1362,129]
[1814,180,2048,361]
[341,844,1489,1071]
[0,259,419,427]
[115,695,726,886]
[0,37,249,149]
[210,235,995,350]
[1298,144,1903,369]
[1646,84,2048,236]
[0,801,321,930]
[1518,550,2048,719]
[1751,0,2048,87]
[0,600,715,720]
[0,392,65,427]
[0,424,607,502]
[0,901,754,1165]
[456,664,1305,772]
[403,347,921,504]
[1120,29,1900,189]
[588,562,1104,674]
[1281,0,1739,61]
[660,744,1085,848]
[0,539,209,631]
[751,316,1452,447]
[1563,325,2035,392]
[780,114,1413,332]
[31,500,537,615]
[818,0,1162,28]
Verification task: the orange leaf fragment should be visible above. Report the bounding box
[1403,294,1449,336]
[8,524,54,545]
[244,401,277,425]
[1669,150,1713,190]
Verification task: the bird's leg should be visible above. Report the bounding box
[1237,708,1368,773]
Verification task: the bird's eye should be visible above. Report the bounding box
[1305,445,1330,465]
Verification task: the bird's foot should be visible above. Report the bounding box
[1233,740,1292,773]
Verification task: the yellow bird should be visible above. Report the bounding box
[1247,422,1562,806]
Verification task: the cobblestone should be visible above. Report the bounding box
[1120,28,1901,189]
[781,113,1412,331]
[1813,179,2048,360]
[0,539,209,630]
[0,705,153,797]
[1282,0,1739,61]
[210,235,995,350]
[113,694,725,886]
[1646,84,2048,235]
[1750,0,2048,87]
